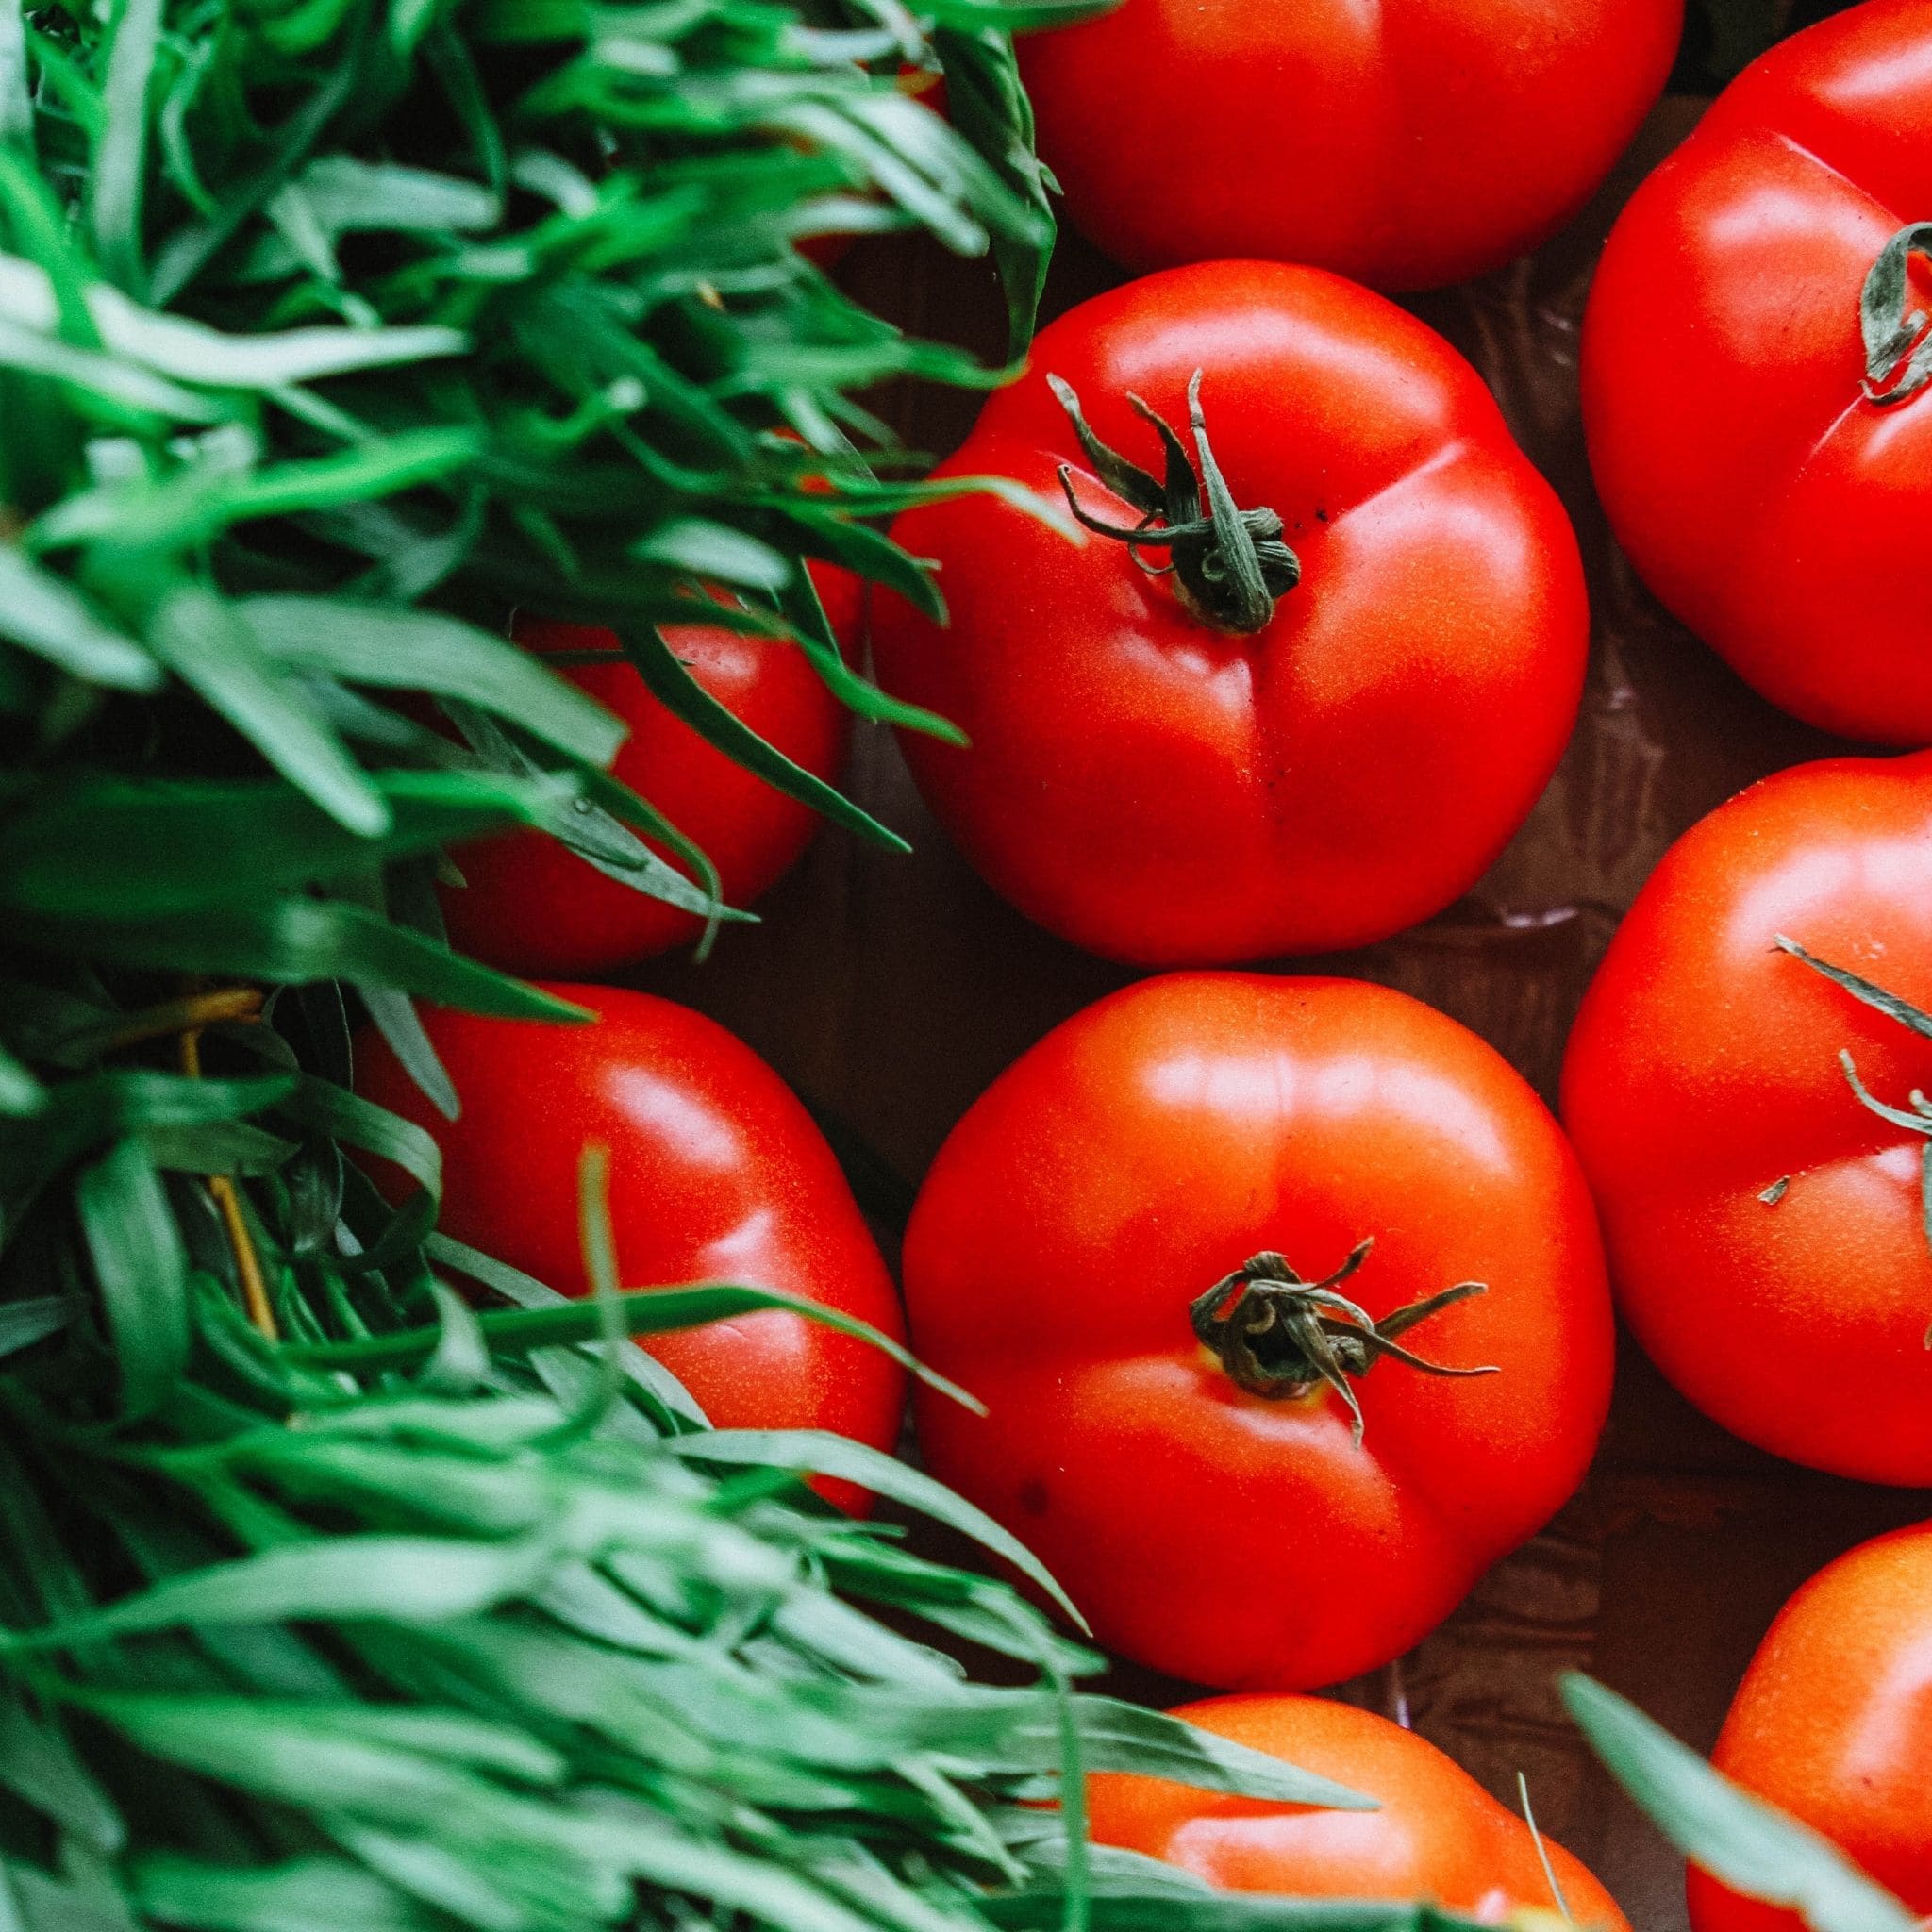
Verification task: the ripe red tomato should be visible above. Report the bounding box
[1563,751,1932,1483]
[1689,1523,1932,1932]
[902,973,1613,1690]
[871,262,1589,967]
[357,985,905,1508]
[1019,0,1680,290]
[1583,0,1932,744]
[440,567,858,977]
[1091,1694,1629,1931]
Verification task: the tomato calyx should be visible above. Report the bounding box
[1188,1238,1496,1443]
[1859,223,1932,407]
[1776,933,1932,1343]
[1046,368,1302,636]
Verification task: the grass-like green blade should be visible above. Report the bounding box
[0,545,158,689]
[671,1429,1090,1628]
[74,1135,189,1421]
[281,1281,984,1411]
[1563,1675,1918,1932]
[0,771,566,920]
[242,597,625,771]
[622,623,910,854]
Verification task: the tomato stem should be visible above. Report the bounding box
[1774,933,1932,1347]
[1860,223,1932,406]
[1047,368,1300,635]
[1189,1239,1495,1444]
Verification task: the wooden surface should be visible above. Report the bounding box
[627,99,1932,1928]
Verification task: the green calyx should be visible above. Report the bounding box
[1775,933,1932,1344]
[1860,222,1932,406]
[1047,368,1301,636]
[1188,1239,1496,1445]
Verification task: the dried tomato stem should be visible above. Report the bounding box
[1860,222,1932,406]
[1048,367,1301,635]
[1189,1239,1495,1444]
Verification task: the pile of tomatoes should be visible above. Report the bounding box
[363,2,1932,1925]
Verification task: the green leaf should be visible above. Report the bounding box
[14,1536,565,1643]
[0,1043,43,1118]
[354,984,459,1123]
[21,898,587,1020]
[1563,1674,1919,1932]
[75,1134,189,1419]
[143,582,389,838]
[932,30,1055,355]
[242,596,625,771]
[87,0,163,294]
[0,770,566,920]
[0,254,467,387]
[0,546,158,690]
[622,623,909,854]
[0,1297,75,1359]
[0,1690,123,1853]
[133,1856,442,1932]
[1064,1698,1374,1810]
[281,1281,984,1413]
[671,1430,1089,1630]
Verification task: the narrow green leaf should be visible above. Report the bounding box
[672,1430,1088,1630]
[353,985,458,1123]
[242,597,625,771]
[75,1135,189,1419]
[145,583,389,838]
[0,1297,74,1359]
[133,1856,441,1932]
[0,548,158,690]
[1563,1674,1918,1932]
[24,898,587,1021]
[88,0,163,294]
[282,1281,983,1413]
[622,624,909,854]
[13,1536,563,1644]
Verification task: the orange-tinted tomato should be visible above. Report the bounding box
[1091,1695,1628,1931]
[1563,751,1932,1483]
[903,974,1613,1689]
[357,985,905,1509]
[1690,1523,1932,1932]
[441,566,858,976]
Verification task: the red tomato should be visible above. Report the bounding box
[1583,0,1932,744]
[1562,751,1932,1483]
[356,985,906,1509]
[440,566,858,976]
[1020,0,1679,290]
[1689,1523,1932,1932]
[1091,1694,1629,1931]
[871,262,1589,967]
[902,973,1613,1690]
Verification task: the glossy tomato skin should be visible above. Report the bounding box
[1020,0,1679,290]
[1583,0,1932,744]
[440,567,858,977]
[1091,1695,1629,1930]
[356,985,905,1508]
[904,974,1613,1690]
[1688,1524,1932,1932]
[872,263,1589,967]
[1564,753,1932,1483]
